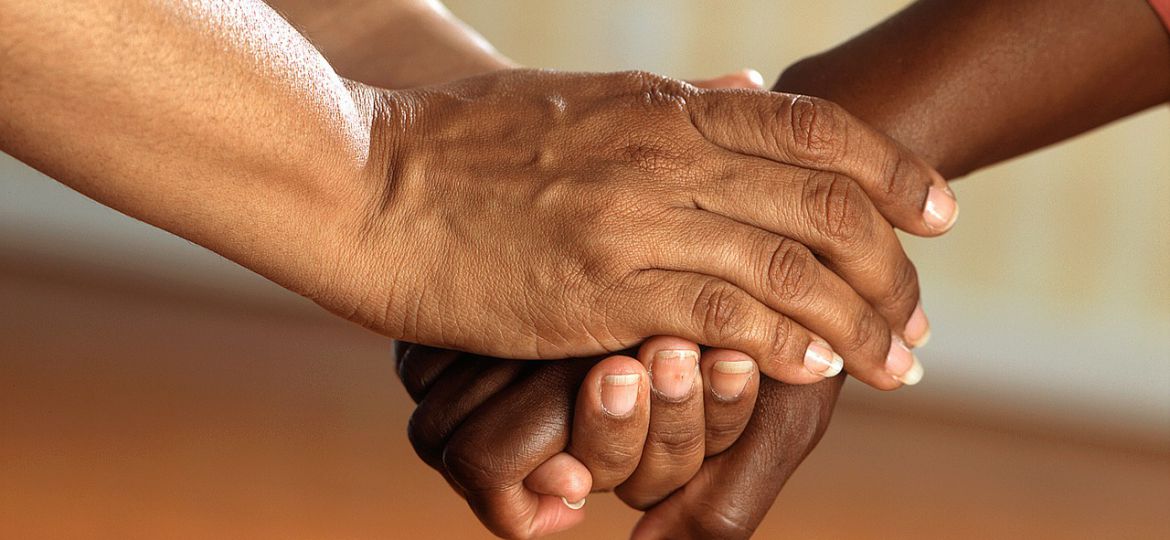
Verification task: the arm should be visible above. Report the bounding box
[0,0,372,298]
[639,0,1170,536]
[0,1,943,378]
[777,0,1170,178]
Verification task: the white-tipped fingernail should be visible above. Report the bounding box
[924,185,959,232]
[894,356,925,386]
[904,302,931,348]
[886,336,924,386]
[562,497,586,510]
[711,359,754,400]
[600,373,640,417]
[650,349,698,401]
[804,341,844,378]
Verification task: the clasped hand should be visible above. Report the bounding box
[316,69,959,538]
[322,68,952,390]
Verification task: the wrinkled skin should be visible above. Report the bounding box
[336,68,949,391]
[384,70,943,540]
[393,0,1170,537]
[384,70,945,539]
[397,342,842,539]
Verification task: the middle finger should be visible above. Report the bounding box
[614,336,706,510]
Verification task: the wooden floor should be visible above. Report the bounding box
[1,256,1167,539]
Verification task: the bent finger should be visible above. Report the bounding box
[614,337,706,510]
[691,90,957,237]
[408,359,527,470]
[442,361,593,539]
[632,376,844,540]
[525,452,593,512]
[699,348,758,456]
[568,355,651,490]
[631,271,827,386]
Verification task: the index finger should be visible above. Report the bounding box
[441,361,593,539]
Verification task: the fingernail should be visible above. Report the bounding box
[903,303,931,348]
[650,349,698,401]
[743,68,765,88]
[924,185,959,232]
[561,497,586,510]
[885,336,924,386]
[600,373,640,417]
[804,341,844,378]
[710,360,754,400]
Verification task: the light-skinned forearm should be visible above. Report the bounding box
[0,0,375,298]
[776,0,1170,178]
[265,0,515,88]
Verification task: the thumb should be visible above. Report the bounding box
[688,68,765,90]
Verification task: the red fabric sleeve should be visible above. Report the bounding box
[1151,0,1170,32]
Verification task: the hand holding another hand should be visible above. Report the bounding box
[330,68,953,389]
[397,340,842,539]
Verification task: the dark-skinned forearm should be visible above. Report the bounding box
[776,0,1170,178]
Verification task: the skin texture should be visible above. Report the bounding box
[348,69,941,391]
[398,342,840,539]
[265,0,949,391]
[0,0,949,391]
[778,0,1170,178]
[399,0,1170,538]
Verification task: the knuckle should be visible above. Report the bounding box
[617,69,662,87]
[803,171,871,246]
[619,69,689,110]
[441,438,508,494]
[396,344,449,402]
[881,259,921,313]
[842,304,889,356]
[704,420,747,447]
[763,315,799,371]
[649,420,706,457]
[764,237,818,305]
[683,498,758,539]
[879,150,913,200]
[580,444,641,480]
[394,341,411,377]
[787,95,846,164]
[406,410,444,466]
[691,280,749,341]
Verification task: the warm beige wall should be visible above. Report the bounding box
[445,0,1170,428]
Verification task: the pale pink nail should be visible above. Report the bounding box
[804,341,844,378]
[711,359,754,400]
[924,185,959,232]
[904,303,931,348]
[650,349,698,401]
[885,335,924,386]
[600,373,640,417]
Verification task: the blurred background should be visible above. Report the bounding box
[1,0,1167,538]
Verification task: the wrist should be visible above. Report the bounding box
[299,85,425,340]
